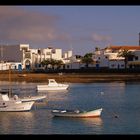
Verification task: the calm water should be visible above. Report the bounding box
[0,81,140,134]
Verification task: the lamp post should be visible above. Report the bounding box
[9,64,12,97]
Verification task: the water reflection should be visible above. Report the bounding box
[79,117,103,126]
[51,117,103,134]
[0,112,34,134]
[44,90,69,101]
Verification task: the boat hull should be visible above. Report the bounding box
[20,95,46,102]
[0,101,34,112]
[52,108,103,118]
[37,85,69,91]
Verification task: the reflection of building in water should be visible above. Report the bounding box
[107,82,126,94]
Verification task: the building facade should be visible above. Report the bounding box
[0,44,73,70]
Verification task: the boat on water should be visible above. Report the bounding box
[37,79,69,91]
[0,91,35,112]
[0,64,35,112]
[18,74,27,78]
[19,95,47,102]
[51,108,103,118]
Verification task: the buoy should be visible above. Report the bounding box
[100,92,104,95]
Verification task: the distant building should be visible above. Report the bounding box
[0,44,73,70]
[104,45,140,69]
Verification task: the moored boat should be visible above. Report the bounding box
[51,108,103,118]
[0,91,35,112]
[19,95,47,102]
[37,79,69,91]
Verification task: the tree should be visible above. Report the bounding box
[117,49,134,69]
[55,60,64,69]
[41,59,50,69]
[41,59,63,70]
[81,53,93,68]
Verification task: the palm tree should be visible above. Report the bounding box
[55,60,64,69]
[41,59,64,70]
[41,59,50,69]
[81,53,93,68]
[118,49,134,69]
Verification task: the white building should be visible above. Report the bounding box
[104,45,140,69]
[93,49,109,68]
[0,44,73,70]
[128,50,140,68]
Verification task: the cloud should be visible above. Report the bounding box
[0,6,112,53]
[91,33,112,42]
[0,6,60,45]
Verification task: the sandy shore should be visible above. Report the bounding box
[0,72,140,83]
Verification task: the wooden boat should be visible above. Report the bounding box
[37,79,69,91]
[51,108,103,118]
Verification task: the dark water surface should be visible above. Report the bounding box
[0,81,140,134]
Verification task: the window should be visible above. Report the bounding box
[46,52,51,55]
[135,56,138,60]
[25,52,31,59]
[52,49,56,53]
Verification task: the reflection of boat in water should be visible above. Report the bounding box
[37,79,69,91]
[79,117,103,126]
[52,108,103,118]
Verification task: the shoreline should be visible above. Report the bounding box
[0,72,140,83]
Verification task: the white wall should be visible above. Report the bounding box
[109,60,125,69]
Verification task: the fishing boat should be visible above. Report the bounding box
[0,91,34,112]
[0,64,35,112]
[37,79,69,91]
[51,108,103,118]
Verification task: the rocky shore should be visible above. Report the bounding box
[0,72,140,83]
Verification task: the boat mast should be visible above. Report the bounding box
[9,64,12,97]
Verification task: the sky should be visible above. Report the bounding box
[0,6,140,55]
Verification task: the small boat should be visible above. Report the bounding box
[18,74,27,77]
[51,108,103,118]
[37,79,69,91]
[0,65,35,112]
[16,95,47,102]
[0,91,35,112]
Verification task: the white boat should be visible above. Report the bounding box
[0,64,35,112]
[0,91,35,112]
[37,79,69,91]
[20,95,47,102]
[51,108,103,118]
